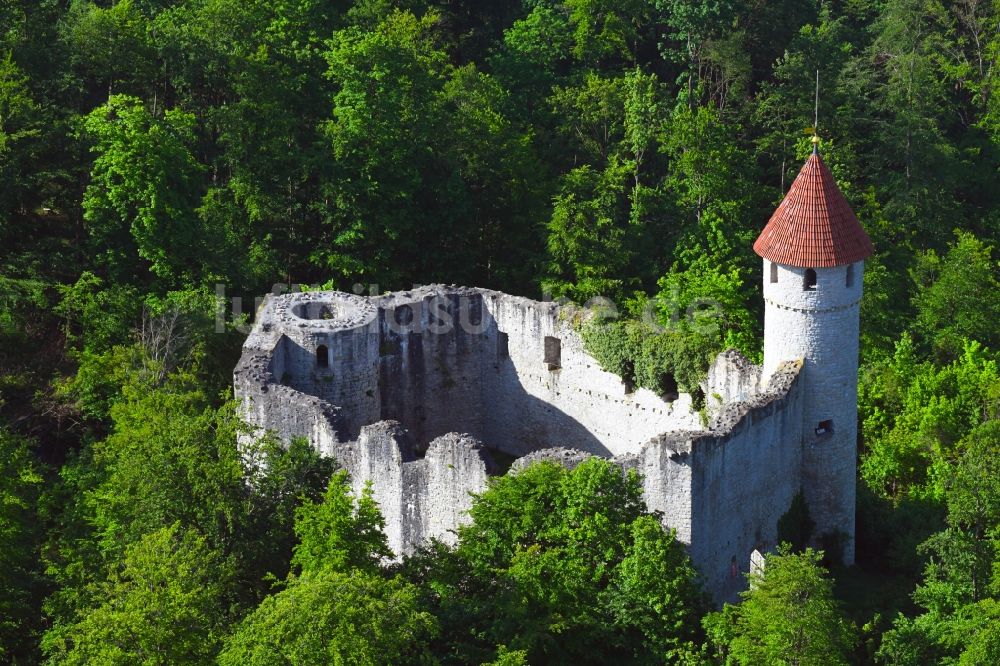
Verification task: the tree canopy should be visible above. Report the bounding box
[0,0,998,661]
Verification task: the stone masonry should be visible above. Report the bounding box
[234,285,820,603]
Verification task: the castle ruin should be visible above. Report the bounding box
[234,148,873,601]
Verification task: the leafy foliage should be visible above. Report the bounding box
[291,472,392,575]
[219,568,438,666]
[411,458,707,663]
[704,546,857,665]
[0,426,45,662]
[43,523,231,666]
[82,95,208,283]
[0,0,999,660]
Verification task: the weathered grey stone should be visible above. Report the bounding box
[509,447,593,472]
[234,279,858,604]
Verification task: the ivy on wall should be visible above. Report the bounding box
[579,317,715,402]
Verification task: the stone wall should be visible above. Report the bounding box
[331,423,495,553]
[481,292,703,457]
[687,360,804,602]
[248,286,705,459]
[234,286,810,603]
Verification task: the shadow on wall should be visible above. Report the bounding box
[280,291,612,458]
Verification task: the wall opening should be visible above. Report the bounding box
[622,360,636,394]
[544,336,561,370]
[769,262,778,283]
[845,263,855,287]
[316,344,329,368]
[661,374,679,401]
[394,304,414,326]
[815,419,833,436]
[803,268,817,291]
[379,338,401,356]
[496,331,509,362]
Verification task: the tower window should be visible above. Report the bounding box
[845,263,855,287]
[544,336,561,370]
[803,268,817,291]
[316,344,329,368]
[815,419,833,436]
[769,262,778,283]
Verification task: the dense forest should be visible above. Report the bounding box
[1,0,999,663]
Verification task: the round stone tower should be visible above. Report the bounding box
[753,143,874,564]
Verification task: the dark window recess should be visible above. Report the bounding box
[497,331,509,360]
[622,360,635,394]
[770,262,778,283]
[846,263,855,287]
[394,304,414,326]
[815,419,834,436]
[662,374,679,401]
[379,339,401,356]
[544,336,561,370]
[316,345,329,368]
[804,268,817,291]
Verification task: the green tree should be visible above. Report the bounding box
[704,546,856,665]
[562,0,656,66]
[0,51,40,244]
[0,426,45,662]
[291,471,391,575]
[878,421,1000,665]
[60,0,156,98]
[859,336,1000,501]
[218,568,437,666]
[81,95,208,283]
[911,231,1000,361]
[416,458,706,663]
[43,367,338,639]
[44,523,231,665]
[321,9,542,289]
[219,465,436,665]
[41,372,246,633]
[239,435,337,591]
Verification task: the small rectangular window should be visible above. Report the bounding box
[497,331,509,360]
[815,419,834,436]
[804,268,817,291]
[770,262,778,283]
[845,263,855,287]
[544,336,561,370]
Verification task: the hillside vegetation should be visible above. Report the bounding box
[1,0,999,663]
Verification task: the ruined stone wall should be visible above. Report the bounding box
[328,423,495,553]
[686,360,805,602]
[263,286,706,459]
[234,332,345,457]
[702,349,762,408]
[234,286,809,603]
[480,292,703,457]
[376,289,492,447]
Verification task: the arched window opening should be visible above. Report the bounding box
[316,345,329,368]
[769,262,778,283]
[803,268,817,291]
[845,263,855,287]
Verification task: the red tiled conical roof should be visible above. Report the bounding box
[753,151,873,268]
